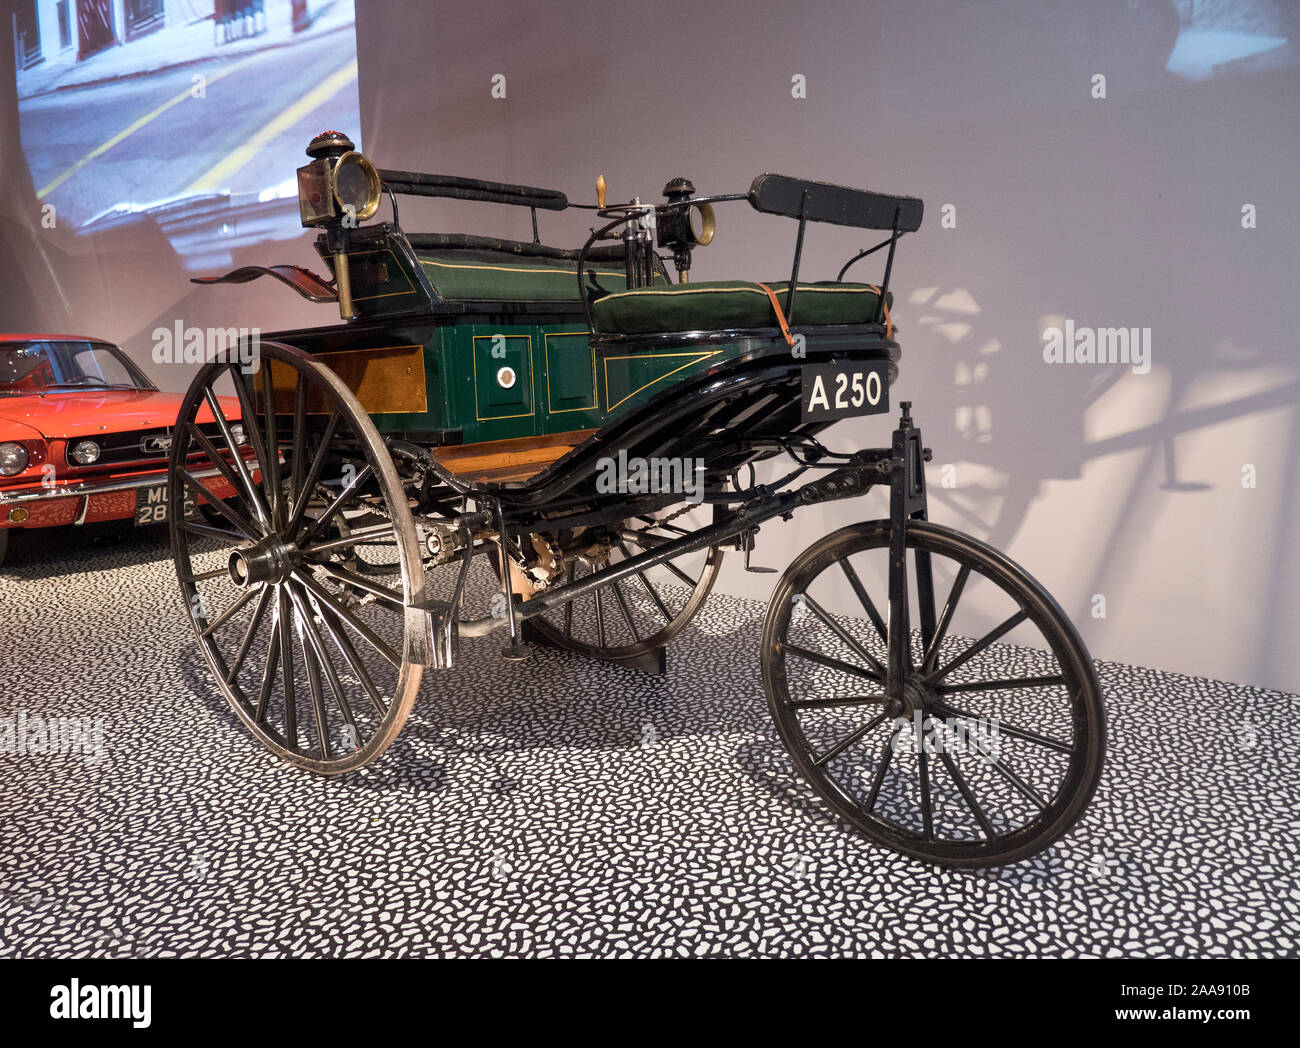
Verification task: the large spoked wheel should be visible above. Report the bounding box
[763,520,1104,867]
[167,341,427,774]
[522,514,722,661]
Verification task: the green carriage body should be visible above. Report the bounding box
[258,221,888,453]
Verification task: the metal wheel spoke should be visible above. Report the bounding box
[618,541,672,622]
[782,643,881,682]
[921,563,969,672]
[931,705,1051,809]
[812,712,887,768]
[201,584,261,637]
[918,751,934,841]
[839,557,888,645]
[292,594,333,759]
[563,562,575,637]
[961,735,1050,812]
[635,514,690,537]
[185,423,257,518]
[923,609,1029,685]
[226,364,276,515]
[181,520,246,544]
[224,584,273,685]
[293,570,402,669]
[290,373,307,502]
[661,559,697,589]
[285,411,340,537]
[798,591,885,678]
[863,731,899,812]
[318,604,387,717]
[203,386,271,529]
[635,572,672,621]
[258,360,285,528]
[315,561,404,607]
[788,693,887,711]
[254,616,282,726]
[181,471,257,539]
[934,700,1072,755]
[938,750,998,841]
[594,586,607,648]
[181,567,229,583]
[297,524,395,558]
[300,463,375,544]
[277,586,298,746]
[610,581,640,641]
[289,583,359,738]
[935,674,1065,696]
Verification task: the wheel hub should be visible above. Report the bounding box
[885,675,937,719]
[228,536,299,587]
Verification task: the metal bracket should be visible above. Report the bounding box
[741,529,776,573]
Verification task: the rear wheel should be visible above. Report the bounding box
[519,513,721,661]
[762,520,1105,866]
[167,341,427,773]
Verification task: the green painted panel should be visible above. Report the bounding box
[600,347,727,415]
[437,324,540,443]
[538,330,602,430]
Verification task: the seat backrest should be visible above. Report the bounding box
[412,242,668,303]
[748,174,924,232]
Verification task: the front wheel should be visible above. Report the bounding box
[762,520,1105,867]
[167,341,428,774]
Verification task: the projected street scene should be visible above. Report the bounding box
[13,0,361,269]
[1166,0,1296,80]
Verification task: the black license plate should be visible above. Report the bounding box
[801,361,889,422]
[134,483,194,526]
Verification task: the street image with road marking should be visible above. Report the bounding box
[14,0,361,268]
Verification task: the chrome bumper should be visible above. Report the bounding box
[0,466,232,523]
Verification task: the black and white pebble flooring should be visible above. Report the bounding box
[0,523,1296,958]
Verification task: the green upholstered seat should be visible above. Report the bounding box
[592,280,890,334]
[416,249,668,302]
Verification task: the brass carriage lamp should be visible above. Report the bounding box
[657,177,715,283]
[297,130,382,319]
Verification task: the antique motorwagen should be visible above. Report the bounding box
[171,130,1105,866]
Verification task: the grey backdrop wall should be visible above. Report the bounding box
[4,0,1297,690]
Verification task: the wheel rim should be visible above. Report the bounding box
[520,514,721,660]
[763,520,1105,866]
[168,341,425,774]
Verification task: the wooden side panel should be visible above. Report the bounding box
[259,344,427,415]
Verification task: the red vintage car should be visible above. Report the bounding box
[0,334,254,567]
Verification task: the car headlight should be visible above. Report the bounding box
[0,441,28,476]
[230,423,246,446]
[71,439,101,465]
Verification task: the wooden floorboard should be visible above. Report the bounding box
[433,428,598,484]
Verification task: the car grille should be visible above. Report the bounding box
[63,422,227,469]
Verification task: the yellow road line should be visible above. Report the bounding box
[36,52,264,199]
[182,57,359,195]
